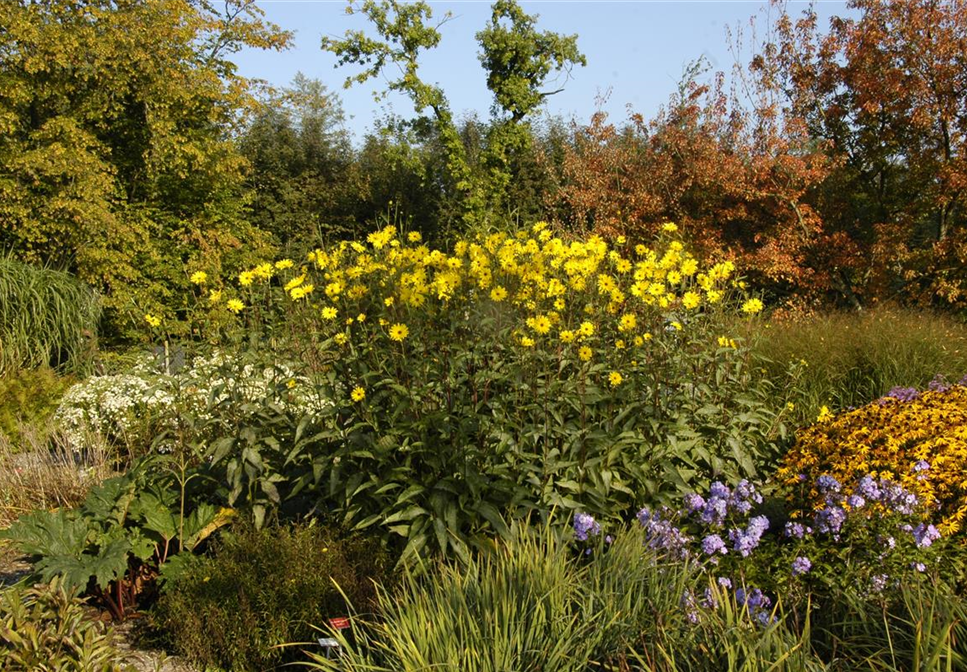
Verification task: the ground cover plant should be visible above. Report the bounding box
[152,521,392,672]
[0,578,133,671]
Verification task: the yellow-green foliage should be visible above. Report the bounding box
[0,368,73,450]
[778,386,967,536]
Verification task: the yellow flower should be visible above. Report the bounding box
[357,313,366,322]
[144,313,161,328]
[408,231,422,242]
[633,336,644,347]
[190,271,207,285]
[578,321,595,339]
[490,286,508,302]
[717,336,731,348]
[290,284,314,300]
[670,321,683,331]
[608,371,623,388]
[208,289,222,303]
[389,323,409,342]
[227,299,244,314]
[578,346,592,362]
[275,259,294,270]
[618,313,637,332]
[322,307,338,320]
[817,405,833,423]
[285,275,306,292]
[520,336,535,347]
[351,386,366,402]
[384,296,395,307]
[334,333,348,345]
[662,222,678,233]
[615,339,625,350]
[741,298,764,315]
[682,291,701,310]
[238,271,255,286]
[531,315,552,335]
[560,330,576,344]
[786,402,795,411]
[287,379,297,389]
[616,235,627,245]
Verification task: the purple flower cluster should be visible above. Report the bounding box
[729,515,770,557]
[912,523,940,548]
[701,533,727,561]
[927,374,950,393]
[573,512,601,541]
[636,507,690,559]
[880,386,920,404]
[784,521,810,539]
[735,586,774,627]
[791,556,812,576]
[685,480,762,527]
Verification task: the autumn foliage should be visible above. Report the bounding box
[550,0,967,311]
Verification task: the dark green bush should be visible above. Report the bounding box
[153,521,392,672]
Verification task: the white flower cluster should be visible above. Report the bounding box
[54,352,332,451]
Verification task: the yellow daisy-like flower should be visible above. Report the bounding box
[608,371,623,388]
[670,321,683,331]
[144,313,161,328]
[287,379,297,389]
[520,336,535,347]
[662,222,678,233]
[633,336,644,347]
[208,290,222,303]
[560,330,576,344]
[389,323,409,342]
[578,321,595,339]
[357,313,366,322]
[682,291,701,309]
[408,231,422,242]
[531,315,552,335]
[334,333,348,345]
[615,339,625,350]
[578,346,592,362]
[741,298,764,315]
[238,271,255,286]
[226,299,244,314]
[275,259,294,270]
[817,405,833,423]
[351,386,366,402]
[322,307,338,320]
[618,313,636,332]
[290,284,314,300]
[490,286,508,302]
[384,296,395,307]
[190,271,207,285]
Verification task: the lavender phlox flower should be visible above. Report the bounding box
[728,479,762,514]
[814,505,847,536]
[573,512,601,541]
[816,475,842,494]
[870,574,889,593]
[927,374,949,393]
[880,481,919,515]
[912,562,927,573]
[881,386,919,404]
[847,494,866,509]
[701,587,717,610]
[855,475,881,501]
[730,515,769,557]
[717,577,732,589]
[959,373,967,386]
[683,493,705,514]
[784,521,808,539]
[912,523,941,548]
[701,534,728,558]
[637,506,690,559]
[699,496,729,526]
[709,481,731,500]
[913,460,931,481]
[791,556,812,576]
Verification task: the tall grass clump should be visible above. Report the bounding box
[745,306,967,423]
[0,255,100,376]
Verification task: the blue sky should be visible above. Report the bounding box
[235,1,851,139]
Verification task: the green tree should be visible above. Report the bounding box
[240,73,364,249]
[0,0,290,338]
[321,0,584,229]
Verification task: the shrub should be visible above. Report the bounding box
[777,382,967,536]
[745,306,967,426]
[152,521,392,672]
[0,578,133,671]
[0,367,74,450]
[183,223,787,560]
[0,256,100,376]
